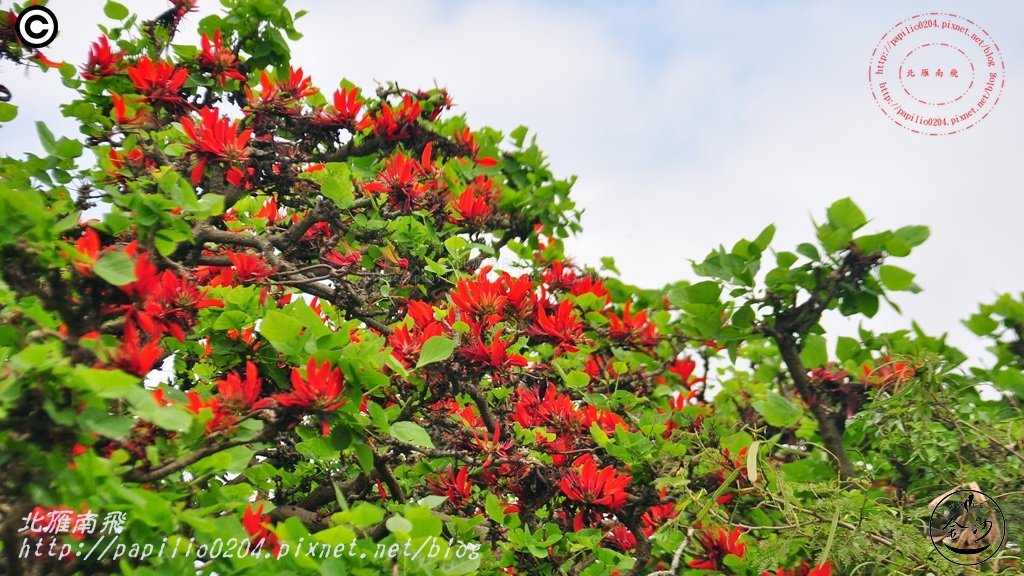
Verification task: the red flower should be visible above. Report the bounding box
[274,357,347,435]
[688,526,746,570]
[245,68,316,115]
[451,175,495,227]
[81,36,122,80]
[668,357,704,388]
[806,563,832,576]
[313,87,363,126]
[216,361,264,411]
[242,504,280,556]
[389,312,445,368]
[111,319,162,377]
[513,383,586,431]
[198,30,246,86]
[862,356,914,387]
[558,453,631,510]
[126,56,187,108]
[450,268,508,324]
[186,391,236,432]
[426,466,473,507]
[136,269,222,341]
[604,524,637,551]
[363,149,438,212]
[459,323,528,371]
[254,197,281,223]
[570,276,609,300]
[325,243,362,267]
[180,107,253,185]
[641,503,678,537]
[607,300,658,345]
[453,126,498,166]
[581,405,628,434]
[503,273,536,318]
[543,261,577,290]
[110,93,146,125]
[276,67,318,100]
[72,228,101,275]
[358,93,421,139]
[226,251,274,283]
[467,421,514,463]
[531,300,584,352]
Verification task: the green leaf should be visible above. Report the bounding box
[752,223,776,251]
[752,391,803,428]
[963,313,997,336]
[385,515,413,535]
[894,225,930,247]
[390,421,434,448]
[104,1,130,19]
[93,252,137,286]
[416,336,455,368]
[669,281,721,306]
[993,368,1024,397]
[0,102,17,122]
[36,122,57,154]
[879,265,915,291]
[826,197,867,230]
[353,441,374,472]
[564,370,590,389]
[259,310,303,345]
[800,334,827,368]
[857,292,879,317]
[836,336,860,362]
[319,164,354,208]
[796,242,819,260]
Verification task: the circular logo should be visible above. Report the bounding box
[927,489,1006,565]
[15,5,59,49]
[868,13,1005,135]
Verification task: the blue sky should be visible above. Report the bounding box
[2,0,1022,362]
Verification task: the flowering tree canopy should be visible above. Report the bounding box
[0,1,1021,575]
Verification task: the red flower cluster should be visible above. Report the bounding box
[81,36,122,80]
[358,94,421,139]
[426,466,473,508]
[180,107,253,185]
[241,504,281,556]
[459,323,528,372]
[862,356,914,387]
[246,68,317,115]
[531,300,584,353]
[558,453,631,510]
[313,87,363,127]
[688,526,746,570]
[513,383,625,463]
[273,357,347,436]
[363,145,441,212]
[450,175,497,228]
[389,300,448,368]
[198,30,246,86]
[126,56,188,108]
[607,300,658,345]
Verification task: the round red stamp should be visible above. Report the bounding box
[868,13,1005,135]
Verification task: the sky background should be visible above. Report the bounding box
[2,0,1022,364]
